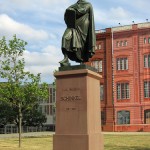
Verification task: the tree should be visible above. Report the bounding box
[0,35,48,148]
[0,101,17,127]
[0,102,46,128]
[22,105,47,127]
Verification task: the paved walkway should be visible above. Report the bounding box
[0,131,150,139]
[0,132,54,138]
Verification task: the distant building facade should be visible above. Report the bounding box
[49,22,150,132]
[87,22,150,131]
[39,84,56,129]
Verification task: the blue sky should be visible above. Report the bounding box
[0,0,150,83]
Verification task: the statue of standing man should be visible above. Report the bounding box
[59,0,96,67]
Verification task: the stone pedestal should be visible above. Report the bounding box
[53,68,104,150]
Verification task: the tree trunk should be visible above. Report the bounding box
[18,103,22,148]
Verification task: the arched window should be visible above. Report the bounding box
[117,110,130,125]
[144,109,150,124]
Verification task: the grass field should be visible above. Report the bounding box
[0,134,150,150]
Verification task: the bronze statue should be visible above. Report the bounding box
[59,0,96,66]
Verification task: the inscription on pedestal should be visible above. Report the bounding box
[60,87,82,111]
[60,96,81,101]
[66,107,77,111]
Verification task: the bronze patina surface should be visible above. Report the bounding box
[60,0,96,67]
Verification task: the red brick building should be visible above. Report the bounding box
[88,22,150,131]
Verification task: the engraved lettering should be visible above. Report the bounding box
[62,88,80,92]
[60,97,64,101]
[65,108,76,111]
[60,96,81,102]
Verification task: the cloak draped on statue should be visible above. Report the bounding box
[61,0,96,63]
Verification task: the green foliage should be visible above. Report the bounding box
[0,102,17,127]
[22,105,47,127]
[0,35,48,112]
[0,35,48,147]
[0,102,46,127]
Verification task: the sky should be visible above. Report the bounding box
[0,0,150,83]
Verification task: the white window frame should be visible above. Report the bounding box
[117,58,128,70]
[117,83,130,100]
[144,81,150,98]
[91,60,103,72]
[144,54,150,68]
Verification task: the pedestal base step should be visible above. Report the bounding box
[53,133,104,150]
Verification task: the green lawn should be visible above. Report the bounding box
[105,134,150,150]
[0,134,150,150]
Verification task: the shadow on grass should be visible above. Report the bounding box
[105,145,150,150]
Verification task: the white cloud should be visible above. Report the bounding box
[0,0,72,24]
[110,7,131,19]
[0,14,49,41]
[94,6,141,28]
[25,46,62,66]
[1,0,149,83]
[24,45,63,83]
[118,0,149,10]
[11,0,70,5]
[6,0,71,11]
